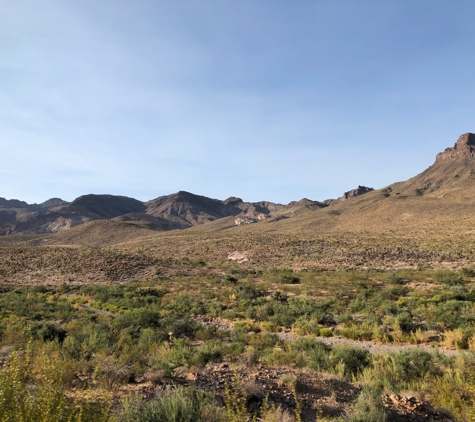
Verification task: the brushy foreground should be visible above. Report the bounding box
[2,262,475,420]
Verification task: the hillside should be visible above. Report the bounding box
[246,132,475,236]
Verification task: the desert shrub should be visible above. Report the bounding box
[114,308,161,330]
[362,349,442,392]
[388,273,403,285]
[191,259,206,266]
[236,284,262,300]
[222,341,246,361]
[293,316,321,335]
[340,384,386,422]
[263,348,304,367]
[118,386,224,422]
[93,348,137,388]
[270,291,288,302]
[223,274,238,284]
[247,333,279,350]
[442,328,465,349]
[395,310,413,331]
[166,318,202,338]
[461,265,475,278]
[167,295,205,315]
[319,328,333,337]
[277,273,300,284]
[288,338,330,372]
[339,322,373,341]
[195,324,218,340]
[391,349,438,382]
[429,354,475,421]
[62,321,116,360]
[269,311,296,328]
[139,327,163,348]
[0,345,110,422]
[26,322,67,343]
[260,321,278,333]
[288,296,321,316]
[381,286,408,300]
[435,270,463,286]
[335,312,353,324]
[432,300,467,329]
[348,299,365,313]
[234,321,260,333]
[193,342,222,367]
[330,346,370,380]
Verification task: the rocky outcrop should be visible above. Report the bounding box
[323,186,374,205]
[389,132,475,197]
[436,133,475,162]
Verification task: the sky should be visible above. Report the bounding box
[1,1,475,204]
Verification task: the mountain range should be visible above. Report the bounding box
[0,181,368,235]
[2,132,475,237]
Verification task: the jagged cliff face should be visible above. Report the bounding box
[436,133,475,162]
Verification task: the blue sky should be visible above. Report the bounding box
[1,1,474,204]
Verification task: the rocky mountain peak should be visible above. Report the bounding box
[436,133,475,162]
[223,197,243,206]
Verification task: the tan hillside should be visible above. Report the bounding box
[42,219,161,247]
[242,132,475,236]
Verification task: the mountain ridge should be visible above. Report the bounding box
[2,132,473,236]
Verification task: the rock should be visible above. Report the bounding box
[234,217,257,225]
[227,251,249,262]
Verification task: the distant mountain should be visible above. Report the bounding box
[0,197,29,208]
[145,191,283,228]
[68,194,146,219]
[145,191,240,228]
[0,194,146,235]
[2,132,474,237]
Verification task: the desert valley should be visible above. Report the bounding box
[1,134,475,421]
